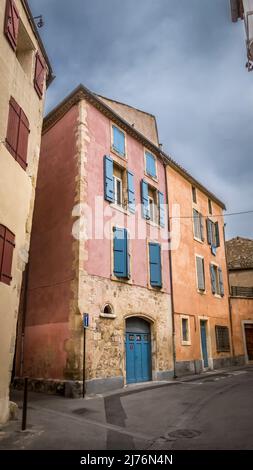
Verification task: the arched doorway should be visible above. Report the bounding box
[125,317,152,384]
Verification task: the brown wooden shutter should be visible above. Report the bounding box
[34,53,45,98]
[16,109,29,169]
[0,226,5,277]
[0,225,15,286]
[6,97,29,170]
[6,97,20,158]
[4,0,19,51]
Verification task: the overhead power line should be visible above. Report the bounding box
[169,210,253,219]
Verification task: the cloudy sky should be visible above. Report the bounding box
[29,0,253,239]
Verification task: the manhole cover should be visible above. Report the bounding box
[165,429,201,439]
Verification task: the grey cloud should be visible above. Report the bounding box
[29,0,253,239]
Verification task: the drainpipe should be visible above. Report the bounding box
[20,262,29,377]
[163,161,177,379]
[223,224,235,360]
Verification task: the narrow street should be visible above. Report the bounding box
[1,366,253,450]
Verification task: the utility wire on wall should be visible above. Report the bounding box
[169,210,253,219]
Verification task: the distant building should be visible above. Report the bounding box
[0,0,53,423]
[226,237,253,363]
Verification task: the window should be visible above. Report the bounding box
[104,156,135,213]
[113,227,130,279]
[181,317,190,344]
[149,242,162,288]
[141,179,165,227]
[113,175,123,207]
[145,151,157,178]
[208,199,212,215]
[196,256,205,291]
[0,224,15,285]
[4,2,35,77]
[193,209,204,241]
[16,20,35,76]
[192,186,197,203]
[215,326,230,352]
[112,125,125,157]
[103,304,113,315]
[5,97,30,170]
[34,52,46,99]
[4,0,19,51]
[207,219,220,252]
[210,264,224,296]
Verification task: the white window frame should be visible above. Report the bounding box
[180,315,191,345]
[113,175,123,207]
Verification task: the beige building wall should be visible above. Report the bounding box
[0,0,50,423]
[229,270,253,288]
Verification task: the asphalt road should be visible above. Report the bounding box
[1,367,253,450]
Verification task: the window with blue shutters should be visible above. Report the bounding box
[206,219,220,251]
[158,191,165,228]
[149,242,162,287]
[210,264,224,296]
[113,227,130,279]
[145,151,157,178]
[141,180,150,219]
[127,171,135,213]
[112,125,125,157]
[104,155,114,202]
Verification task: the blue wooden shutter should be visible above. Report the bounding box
[158,191,165,228]
[215,222,220,247]
[145,151,156,178]
[149,243,162,287]
[104,155,114,202]
[112,125,125,156]
[127,171,135,213]
[210,264,216,294]
[218,267,224,297]
[200,214,204,241]
[113,227,129,278]
[141,180,150,219]
[206,219,213,245]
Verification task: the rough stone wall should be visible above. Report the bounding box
[78,274,173,383]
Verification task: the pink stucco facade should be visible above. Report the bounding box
[17,88,173,394]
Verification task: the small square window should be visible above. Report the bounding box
[192,186,197,203]
[145,151,157,178]
[112,125,125,157]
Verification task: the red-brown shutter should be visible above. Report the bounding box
[16,109,29,169]
[0,226,15,286]
[0,226,5,278]
[34,53,45,98]
[4,0,19,51]
[6,97,20,158]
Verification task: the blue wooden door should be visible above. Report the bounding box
[126,333,152,384]
[200,321,209,368]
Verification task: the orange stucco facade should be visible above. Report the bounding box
[167,166,237,374]
[231,297,253,361]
